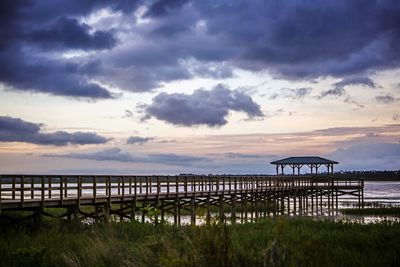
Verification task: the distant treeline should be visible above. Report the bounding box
[332,170,400,181]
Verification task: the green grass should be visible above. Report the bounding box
[341,207,400,216]
[0,217,399,267]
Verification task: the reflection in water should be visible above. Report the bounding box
[78,181,400,225]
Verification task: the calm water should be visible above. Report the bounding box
[3,180,400,224]
[129,181,400,225]
[364,181,400,203]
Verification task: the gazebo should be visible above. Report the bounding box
[271,156,338,175]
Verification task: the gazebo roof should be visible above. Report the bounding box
[270,156,338,165]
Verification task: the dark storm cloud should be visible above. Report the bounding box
[10,0,140,23]
[192,1,400,78]
[2,0,400,98]
[48,147,211,166]
[28,17,117,50]
[0,116,109,146]
[0,0,136,98]
[141,84,263,127]
[97,0,400,92]
[0,49,115,98]
[0,2,118,99]
[127,136,154,145]
[145,0,190,18]
[0,116,41,135]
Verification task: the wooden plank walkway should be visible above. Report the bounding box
[0,174,364,224]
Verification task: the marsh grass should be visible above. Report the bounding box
[0,217,399,267]
[341,207,400,216]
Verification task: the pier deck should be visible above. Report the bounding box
[0,175,364,224]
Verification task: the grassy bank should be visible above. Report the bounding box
[0,217,399,267]
[341,207,400,216]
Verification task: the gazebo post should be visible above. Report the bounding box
[271,157,338,176]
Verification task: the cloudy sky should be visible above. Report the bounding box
[1,0,400,174]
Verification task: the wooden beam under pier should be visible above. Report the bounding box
[0,175,363,225]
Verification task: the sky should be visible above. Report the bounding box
[0,0,400,174]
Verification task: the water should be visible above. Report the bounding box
[163,181,400,225]
[3,180,400,225]
[364,181,400,203]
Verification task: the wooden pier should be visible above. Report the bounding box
[0,175,364,225]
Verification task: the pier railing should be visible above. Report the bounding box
[0,175,363,207]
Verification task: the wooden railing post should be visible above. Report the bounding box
[93,176,97,202]
[146,176,149,198]
[60,176,64,205]
[118,176,121,195]
[256,177,259,192]
[248,176,251,191]
[129,176,132,195]
[64,177,68,198]
[20,175,24,207]
[77,176,82,207]
[175,176,179,195]
[41,176,45,206]
[0,176,2,215]
[107,176,111,205]
[262,176,265,191]
[31,176,34,199]
[361,178,365,208]
[184,176,188,196]
[122,176,125,200]
[265,176,268,190]
[150,176,153,194]
[134,176,137,196]
[139,176,143,195]
[48,176,52,199]
[157,176,160,195]
[12,176,15,200]
[167,176,170,196]
[193,176,196,194]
